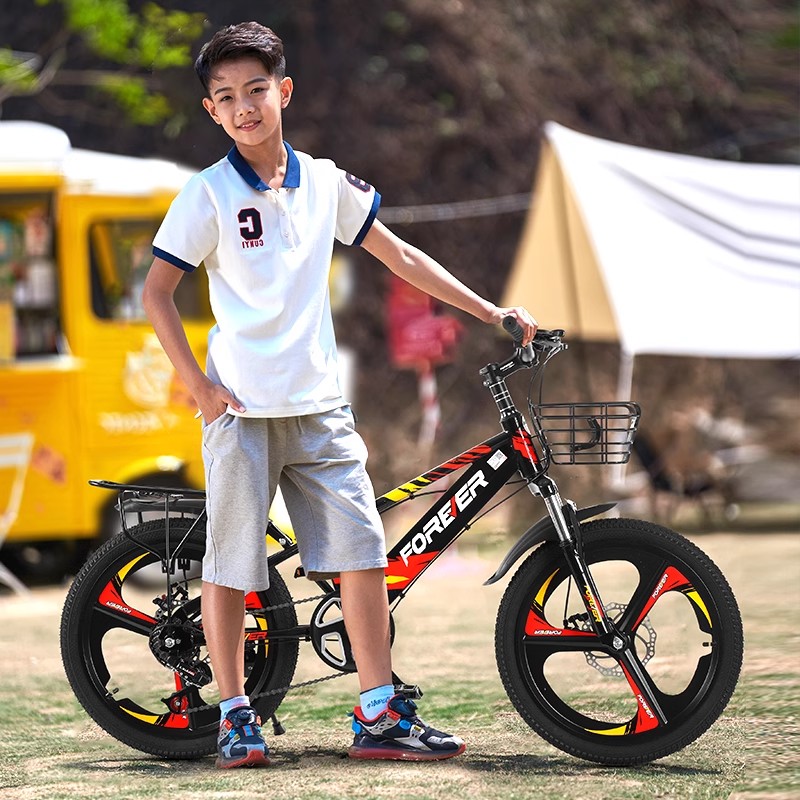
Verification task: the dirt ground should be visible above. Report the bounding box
[0,530,798,800]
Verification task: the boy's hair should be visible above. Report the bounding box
[195,22,286,94]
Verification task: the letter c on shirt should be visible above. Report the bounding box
[238,208,264,241]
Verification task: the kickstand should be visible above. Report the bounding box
[269,714,286,735]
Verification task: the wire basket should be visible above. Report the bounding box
[530,401,641,465]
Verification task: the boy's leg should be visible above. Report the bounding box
[340,567,465,761]
[339,566,467,762]
[201,417,284,769]
[339,567,392,690]
[202,582,246,699]
[203,581,270,769]
[281,408,464,759]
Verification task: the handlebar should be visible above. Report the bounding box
[502,316,566,353]
[481,318,567,387]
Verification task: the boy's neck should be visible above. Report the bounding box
[236,137,288,190]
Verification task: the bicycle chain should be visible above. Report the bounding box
[246,590,329,615]
[176,591,349,716]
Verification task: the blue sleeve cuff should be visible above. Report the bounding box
[353,191,382,247]
[152,246,197,273]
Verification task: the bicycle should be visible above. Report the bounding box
[60,319,743,766]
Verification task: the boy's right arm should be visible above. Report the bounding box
[142,257,245,421]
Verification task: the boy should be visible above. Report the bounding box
[143,21,536,769]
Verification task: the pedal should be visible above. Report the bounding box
[394,682,424,699]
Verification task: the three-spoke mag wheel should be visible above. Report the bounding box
[495,518,743,765]
[60,518,299,759]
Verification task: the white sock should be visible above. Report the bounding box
[219,694,250,725]
[359,684,395,719]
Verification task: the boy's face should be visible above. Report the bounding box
[202,57,292,150]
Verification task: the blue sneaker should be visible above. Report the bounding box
[349,694,465,761]
[216,706,270,769]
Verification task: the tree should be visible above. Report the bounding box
[0,0,204,125]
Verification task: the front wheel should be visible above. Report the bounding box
[61,518,299,759]
[495,518,743,765]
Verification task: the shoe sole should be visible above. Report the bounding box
[215,749,271,769]
[348,742,466,761]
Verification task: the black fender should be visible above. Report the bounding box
[483,502,616,586]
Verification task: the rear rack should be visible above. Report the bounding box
[88,479,207,577]
[89,479,206,514]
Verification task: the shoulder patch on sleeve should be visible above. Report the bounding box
[345,173,372,192]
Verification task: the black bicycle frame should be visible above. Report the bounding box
[377,347,551,605]
[378,431,523,605]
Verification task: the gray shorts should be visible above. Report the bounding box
[201,406,387,592]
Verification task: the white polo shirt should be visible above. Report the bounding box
[152,143,381,417]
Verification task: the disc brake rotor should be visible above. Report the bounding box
[577,601,657,677]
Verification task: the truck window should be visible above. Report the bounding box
[0,193,60,359]
[89,219,210,322]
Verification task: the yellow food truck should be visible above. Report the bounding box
[0,121,211,583]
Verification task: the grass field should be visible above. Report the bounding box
[0,530,798,800]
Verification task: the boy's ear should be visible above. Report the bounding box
[202,96,221,124]
[280,77,293,109]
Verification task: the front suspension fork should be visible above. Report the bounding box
[532,476,669,725]
[535,478,614,636]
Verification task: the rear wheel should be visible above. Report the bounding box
[495,518,743,765]
[61,518,299,759]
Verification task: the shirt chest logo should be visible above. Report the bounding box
[238,207,264,249]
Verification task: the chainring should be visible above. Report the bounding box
[309,593,396,673]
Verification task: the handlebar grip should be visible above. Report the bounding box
[502,315,525,344]
[502,315,535,363]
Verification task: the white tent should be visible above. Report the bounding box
[503,122,800,363]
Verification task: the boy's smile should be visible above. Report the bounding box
[202,57,292,155]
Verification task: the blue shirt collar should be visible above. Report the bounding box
[226,142,301,191]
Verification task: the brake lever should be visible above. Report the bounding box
[520,342,536,364]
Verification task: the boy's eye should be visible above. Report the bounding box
[251,87,264,94]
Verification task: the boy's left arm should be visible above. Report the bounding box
[360,220,538,345]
